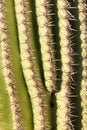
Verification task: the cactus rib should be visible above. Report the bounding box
[56,0,75,129]
[78,0,87,129]
[14,0,51,130]
[35,0,57,93]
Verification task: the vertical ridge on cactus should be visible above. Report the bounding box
[55,0,75,129]
[78,0,87,129]
[14,0,52,130]
[35,0,57,93]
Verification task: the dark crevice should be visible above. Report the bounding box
[50,92,57,130]
[69,1,82,130]
[50,0,62,92]
[49,0,62,129]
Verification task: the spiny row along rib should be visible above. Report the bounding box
[35,0,57,93]
[56,0,75,130]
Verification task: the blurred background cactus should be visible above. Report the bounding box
[0,0,87,130]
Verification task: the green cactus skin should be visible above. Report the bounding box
[0,0,33,130]
[78,0,87,129]
[55,0,75,129]
[35,0,57,93]
[14,0,52,130]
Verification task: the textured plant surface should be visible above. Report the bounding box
[0,0,87,130]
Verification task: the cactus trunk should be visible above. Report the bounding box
[0,0,87,130]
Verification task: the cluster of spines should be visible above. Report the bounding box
[14,0,51,130]
[78,0,87,129]
[35,0,57,93]
[56,0,76,129]
[0,1,23,130]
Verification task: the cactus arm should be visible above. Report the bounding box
[78,0,87,129]
[14,0,52,130]
[0,0,33,130]
[55,0,75,129]
[35,0,57,93]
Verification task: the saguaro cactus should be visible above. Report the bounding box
[0,0,87,130]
